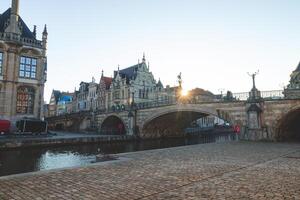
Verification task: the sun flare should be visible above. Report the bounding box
[181,89,189,97]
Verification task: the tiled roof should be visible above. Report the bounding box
[0,8,36,39]
[156,80,163,88]
[114,64,141,81]
[102,76,113,89]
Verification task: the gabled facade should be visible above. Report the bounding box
[48,90,61,117]
[87,77,98,111]
[48,90,73,116]
[77,82,89,111]
[0,0,47,122]
[98,71,112,110]
[56,92,73,115]
[107,54,165,110]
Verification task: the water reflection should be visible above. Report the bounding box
[0,134,235,176]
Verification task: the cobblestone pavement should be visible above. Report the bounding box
[0,142,299,199]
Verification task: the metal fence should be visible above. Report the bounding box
[47,89,287,119]
[232,90,284,101]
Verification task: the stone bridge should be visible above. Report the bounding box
[46,111,94,131]
[46,99,300,141]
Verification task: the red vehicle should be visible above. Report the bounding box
[0,119,11,134]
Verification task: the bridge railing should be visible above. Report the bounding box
[46,90,286,120]
[232,90,284,101]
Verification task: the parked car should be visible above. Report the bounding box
[0,119,11,134]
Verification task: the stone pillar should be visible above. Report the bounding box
[127,111,134,135]
[4,48,18,121]
[244,103,265,140]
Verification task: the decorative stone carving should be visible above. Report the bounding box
[284,62,300,99]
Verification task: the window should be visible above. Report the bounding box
[16,87,35,114]
[19,56,37,79]
[0,52,3,75]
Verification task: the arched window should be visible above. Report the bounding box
[16,87,35,114]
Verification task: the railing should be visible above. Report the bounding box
[0,32,43,48]
[232,90,284,101]
[47,89,287,119]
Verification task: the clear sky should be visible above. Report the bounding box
[1,0,299,102]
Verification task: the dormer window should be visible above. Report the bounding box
[19,56,37,79]
[0,52,3,75]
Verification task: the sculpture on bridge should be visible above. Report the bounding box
[247,70,262,102]
[177,72,182,89]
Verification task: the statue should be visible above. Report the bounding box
[247,70,259,90]
[247,70,261,101]
[177,72,182,89]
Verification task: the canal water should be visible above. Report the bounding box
[0,134,235,177]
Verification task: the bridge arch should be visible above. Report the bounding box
[100,114,127,135]
[140,104,233,138]
[275,104,300,141]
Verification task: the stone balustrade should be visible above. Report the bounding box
[0,32,43,48]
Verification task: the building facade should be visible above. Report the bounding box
[46,55,178,116]
[77,82,89,111]
[48,90,73,116]
[0,0,47,122]
[106,55,171,110]
[87,77,98,111]
[48,90,61,117]
[98,71,113,111]
[284,62,300,99]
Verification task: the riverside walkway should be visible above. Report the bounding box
[0,142,299,199]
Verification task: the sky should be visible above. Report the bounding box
[1,0,300,102]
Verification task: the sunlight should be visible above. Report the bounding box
[181,88,189,97]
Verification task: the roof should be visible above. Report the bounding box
[0,8,36,39]
[114,64,139,80]
[114,62,148,82]
[101,76,113,90]
[156,79,163,88]
[51,90,61,104]
[295,61,300,72]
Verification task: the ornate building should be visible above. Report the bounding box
[106,54,166,110]
[0,0,47,122]
[48,90,61,117]
[284,62,300,99]
[87,77,98,111]
[47,54,177,116]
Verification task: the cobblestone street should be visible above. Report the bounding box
[0,142,299,200]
